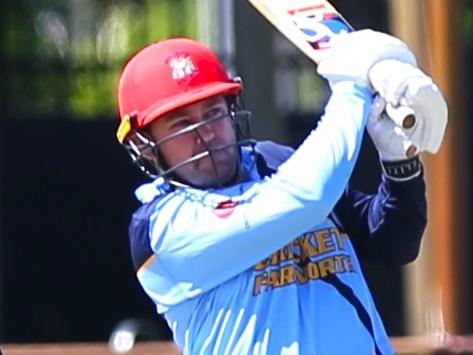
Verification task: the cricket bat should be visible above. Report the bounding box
[247,0,416,129]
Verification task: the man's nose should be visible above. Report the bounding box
[195,121,215,143]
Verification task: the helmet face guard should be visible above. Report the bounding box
[120,106,255,187]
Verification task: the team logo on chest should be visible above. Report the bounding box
[252,227,357,295]
[167,52,197,81]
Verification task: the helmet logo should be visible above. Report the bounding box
[167,52,197,82]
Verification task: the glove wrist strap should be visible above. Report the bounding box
[381,156,422,182]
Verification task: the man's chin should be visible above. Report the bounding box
[197,169,236,187]
[174,149,239,187]
[178,164,237,188]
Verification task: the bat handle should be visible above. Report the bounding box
[385,103,416,129]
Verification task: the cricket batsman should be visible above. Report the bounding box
[115,29,447,354]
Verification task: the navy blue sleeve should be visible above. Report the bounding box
[330,170,427,266]
[129,199,160,270]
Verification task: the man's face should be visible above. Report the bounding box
[147,95,239,187]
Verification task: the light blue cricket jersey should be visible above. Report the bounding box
[129,82,394,354]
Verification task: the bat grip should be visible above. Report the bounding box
[385,104,416,129]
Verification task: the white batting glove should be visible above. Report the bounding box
[368,59,448,156]
[367,96,415,161]
[368,96,424,181]
[317,29,417,89]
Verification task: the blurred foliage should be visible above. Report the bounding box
[465,1,473,44]
[2,0,472,121]
[1,0,197,120]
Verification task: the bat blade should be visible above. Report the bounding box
[247,0,352,63]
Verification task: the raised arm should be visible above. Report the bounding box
[332,58,447,266]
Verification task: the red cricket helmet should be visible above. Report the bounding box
[116,38,242,142]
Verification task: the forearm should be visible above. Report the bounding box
[272,82,372,220]
[369,172,427,265]
[334,163,427,266]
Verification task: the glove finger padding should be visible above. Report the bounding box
[403,78,448,153]
[369,60,448,154]
[317,29,417,89]
[368,96,416,161]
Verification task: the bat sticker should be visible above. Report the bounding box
[287,5,351,49]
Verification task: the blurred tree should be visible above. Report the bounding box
[465,2,473,40]
[1,0,197,120]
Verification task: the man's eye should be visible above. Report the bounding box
[205,107,225,119]
[171,119,192,129]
